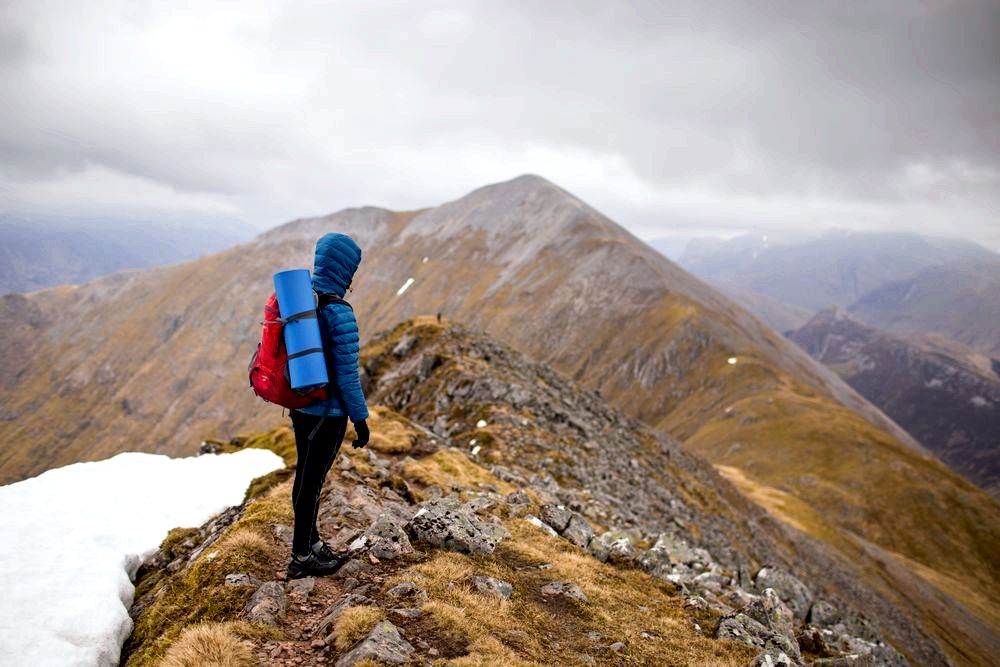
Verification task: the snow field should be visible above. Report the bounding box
[0,449,284,666]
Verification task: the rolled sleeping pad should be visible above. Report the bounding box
[273,268,329,391]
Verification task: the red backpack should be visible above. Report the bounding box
[247,292,348,409]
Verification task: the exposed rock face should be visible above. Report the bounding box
[406,496,508,555]
[589,529,637,564]
[126,319,931,667]
[360,321,937,665]
[790,308,1000,497]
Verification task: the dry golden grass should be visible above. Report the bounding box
[359,405,418,454]
[123,480,291,666]
[402,448,515,496]
[158,623,254,667]
[216,528,269,556]
[333,607,387,651]
[376,500,755,666]
[398,522,755,666]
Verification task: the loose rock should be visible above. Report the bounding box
[541,581,589,603]
[754,567,812,622]
[562,515,594,549]
[225,573,261,588]
[471,575,513,599]
[244,582,287,626]
[335,620,415,667]
[364,512,415,560]
[589,529,636,564]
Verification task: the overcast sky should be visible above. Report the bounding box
[2,0,998,249]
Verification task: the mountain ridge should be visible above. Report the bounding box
[124,317,938,666]
[1,174,997,664]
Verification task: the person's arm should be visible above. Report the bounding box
[326,305,370,427]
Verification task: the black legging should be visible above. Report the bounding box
[289,410,348,556]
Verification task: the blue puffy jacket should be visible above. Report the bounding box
[294,232,369,423]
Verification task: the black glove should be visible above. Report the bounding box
[352,419,370,449]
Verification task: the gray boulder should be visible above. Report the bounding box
[540,503,572,533]
[386,581,427,600]
[541,581,588,604]
[744,589,798,649]
[285,576,315,603]
[244,581,287,626]
[406,496,508,555]
[653,532,697,565]
[807,599,841,627]
[563,515,594,549]
[715,590,801,663]
[750,648,795,666]
[589,529,636,564]
[335,620,415,667]
[224,573,261,588]
[754,567,813,621]
[364,512,415,560]
[471,575,513,599]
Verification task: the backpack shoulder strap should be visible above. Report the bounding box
[317,292,353,310]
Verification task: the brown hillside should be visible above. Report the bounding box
[1,175,998,664]
[789,308,1000,499]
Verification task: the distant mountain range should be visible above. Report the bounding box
[790,308,1000,499]
[0,214,254,295]
[676,229,997,311]
[850,258,1000,357]
[1,176,997,663]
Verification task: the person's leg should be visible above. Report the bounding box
[289,410,326,556]
[307,415,349,548]
[290,411,309,516]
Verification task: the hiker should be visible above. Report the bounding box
[286,232,370,579]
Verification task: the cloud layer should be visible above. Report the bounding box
[2,0,997,247]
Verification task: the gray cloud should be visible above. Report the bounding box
[1,0,997,249]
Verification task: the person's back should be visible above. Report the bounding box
[285,232,370,579]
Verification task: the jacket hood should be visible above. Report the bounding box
[312,232,362,297]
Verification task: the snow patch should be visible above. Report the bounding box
[470,445,481,457]
[0,449,283,666]
[970,396,990,408]
[396,277,415,296]
[475,419,487,428]
[727,357,738,365]
[925,378,944,389]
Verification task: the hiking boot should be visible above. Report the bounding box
[286,550,350,579]
[312,540,338,560]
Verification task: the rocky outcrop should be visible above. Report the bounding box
[405,495,508,555]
